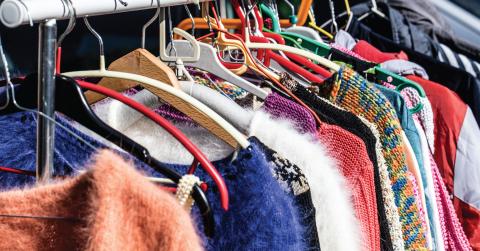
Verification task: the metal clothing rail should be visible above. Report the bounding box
[0,0,211,183]
[0,0,208,28]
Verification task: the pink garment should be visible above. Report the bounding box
[432,154,472,250]
[330,43,370,62]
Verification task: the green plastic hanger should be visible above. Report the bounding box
[263,27,304,49]
[259,3,281,33]
[279,31,331,57]
[367,66,426,113]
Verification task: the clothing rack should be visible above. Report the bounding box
[0,0,211,183]
[0,0,207,28]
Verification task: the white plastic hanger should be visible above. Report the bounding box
[358,0,387,21]
[169,40,269,99]
[62,17,249,149]
[160,6,268,99]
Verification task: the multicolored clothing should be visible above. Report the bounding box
[316,66,428,250]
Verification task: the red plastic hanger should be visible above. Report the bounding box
[76,80,229,210]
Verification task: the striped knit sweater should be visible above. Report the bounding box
[318,66,428,250]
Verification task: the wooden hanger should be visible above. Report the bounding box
[87,3,183,104]
[62,17,249,149]
[86,48,180,103]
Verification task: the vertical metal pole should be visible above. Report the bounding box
[36,19,57,183]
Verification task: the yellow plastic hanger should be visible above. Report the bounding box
[307,9,334,40]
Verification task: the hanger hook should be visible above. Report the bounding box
[141,0,160,49]
[167,7,178,58]
[83,17,104,58]
[328,0,339,33]
[0,34,11,110]
[114,0,128,11]
[16,0,33,27]
[58,0,77,47]
[184,5,195,37]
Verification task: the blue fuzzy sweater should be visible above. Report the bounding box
[0,111,307,251]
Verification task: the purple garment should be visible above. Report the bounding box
[263,93,318,135]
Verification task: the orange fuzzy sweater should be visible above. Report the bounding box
[0,150,203,251]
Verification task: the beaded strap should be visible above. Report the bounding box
[175,174,201,212]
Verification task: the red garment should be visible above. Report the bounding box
[318,123,380,251]
[352,40,409,64]
[352,40,480,250]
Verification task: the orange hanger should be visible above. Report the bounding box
[175,0,313,35]
[202,2,324,128]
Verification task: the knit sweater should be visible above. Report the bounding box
[263,91,380,251]
[358,117,405,251]
[382,82,443,250]
[277,83,398,251]
[0,150,203,251]
[314,66,428,250]
[416,119,472,250]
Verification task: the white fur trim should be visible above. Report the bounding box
[249,111,362,251]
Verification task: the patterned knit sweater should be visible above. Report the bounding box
[315,66,428,250]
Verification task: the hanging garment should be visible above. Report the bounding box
[258,94,380,251]
[0,150,203,251]
[173,137,308,251]
[310,65,428,250]
[256,142,321,250]
[375,85,425,185]
[385,0,480,62]
[346,16,480,127]
[381,83,443,250]
[100,91,364,250]
[349,40,480,248]
[415,118,472,251]
[268,84,399,251]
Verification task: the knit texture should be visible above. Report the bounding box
[263,92,318,135]
[317,66,428,249]
[382,82,435,152]
[263,89,380,251]
[318,122,380,251]
[432,154,473,251]
[0,150,203,251]
[275,75,394,251]
[359,117,405,251]
[382,82,441,249]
